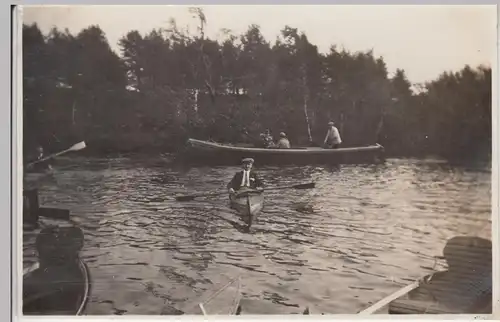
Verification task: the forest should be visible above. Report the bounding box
[22,8,492,162]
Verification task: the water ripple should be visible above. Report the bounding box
[23,157,491,314]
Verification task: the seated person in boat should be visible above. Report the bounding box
[25,145,53,172]
[323,121,342,149]
[23,226,86,315]
[277,132,291,149]
[227,158,263,194]
[257,134,267,148]
[260,129,276,148]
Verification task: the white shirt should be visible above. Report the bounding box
[240,170,250,187]
[277,138,291,148]
[325,126,342,144]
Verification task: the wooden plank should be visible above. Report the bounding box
[38,207,71,220]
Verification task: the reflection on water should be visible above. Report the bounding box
[22,158,491,315]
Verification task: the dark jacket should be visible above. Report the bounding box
[24,154,52,173]
[227,170,263,190]
[24,154,53,172]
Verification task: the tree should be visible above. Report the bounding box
[75,25,127,92]
[22,9,492,161]
[119,30,146,91]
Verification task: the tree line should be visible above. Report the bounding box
[22,8,492,162]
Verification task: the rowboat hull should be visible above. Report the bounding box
[23,258,91,315]
[360,272,492,315]
[229,189,264,228]
[180,139,385,166]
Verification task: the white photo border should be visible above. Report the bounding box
[6,1,499,322]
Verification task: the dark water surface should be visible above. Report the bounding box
[22,157,491,315]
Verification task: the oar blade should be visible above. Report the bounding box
[70,141,86,151]
[293,182,315,189]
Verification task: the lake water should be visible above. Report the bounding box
[22,157,492,315]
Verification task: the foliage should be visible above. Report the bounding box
[22,9,492,162]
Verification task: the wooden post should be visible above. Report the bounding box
[23,189,40,227]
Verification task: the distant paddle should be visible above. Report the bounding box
[26,141,86,167]
[175,182,315,202]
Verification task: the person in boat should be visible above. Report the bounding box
[257,134,267,148]
[23,145,54,229]
[323,121,342,149]
[276,132,291,149]
[227,158,264,195]
[23,226,86,314]
[260,129,276,148]
[25,145,53,172]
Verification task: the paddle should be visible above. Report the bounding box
[358,279,421,315]
[26,141,86,168]
[175,182,315,202]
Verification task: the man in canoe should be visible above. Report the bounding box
[227,158,264,195]
[323,121,342,149]
[276,132,291,148]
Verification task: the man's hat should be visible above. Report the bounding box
[242,158,254,164]
[328,121,334,126]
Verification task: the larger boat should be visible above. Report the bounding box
[180,138,385,165]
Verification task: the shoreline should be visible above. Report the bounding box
[24,153,492,170]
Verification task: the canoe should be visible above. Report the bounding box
[178,276,242,315]
[23,258,92,315]
[229,188,264,229]
[359,236,492,315]
[180,138,385,165]
[177,276,311,315]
